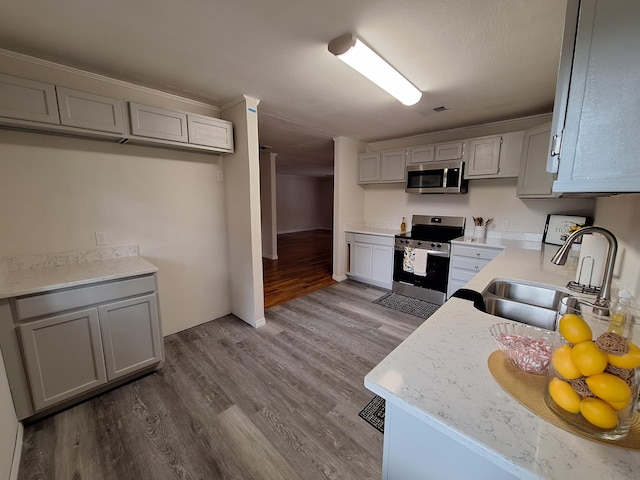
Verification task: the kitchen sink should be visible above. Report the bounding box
[480,280,570,330]
[484,280,569,310]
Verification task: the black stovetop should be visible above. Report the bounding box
[396,215,466,243]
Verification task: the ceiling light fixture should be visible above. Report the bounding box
[328,33,422,106]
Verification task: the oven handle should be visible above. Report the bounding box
[395,247,450,258]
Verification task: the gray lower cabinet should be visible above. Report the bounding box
[11,274,163,418]
[19,307,107,411]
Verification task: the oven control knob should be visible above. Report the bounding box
[430,242,436,248]
[417,241,423,246]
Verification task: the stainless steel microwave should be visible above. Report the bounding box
[405,160,468,194]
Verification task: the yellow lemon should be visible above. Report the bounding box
[558,313,592,344]
[607,398,631,411]
[586,372,632,403]
[580,397,618,429]
[570,341,608,376]
[551,345,581,379]
[607,342,640,370]
[548,377,581,414]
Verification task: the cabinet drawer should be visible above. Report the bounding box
[450,256,492,272]
[15,275,156,321]
[452,244,503,261]
[353,233,394,247]
[448,268,478,283]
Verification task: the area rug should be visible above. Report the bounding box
[373,292,440,320]
[359,395,385,433]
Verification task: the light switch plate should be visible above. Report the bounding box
[95,232,107,245]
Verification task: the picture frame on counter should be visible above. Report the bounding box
[542,214,592,245]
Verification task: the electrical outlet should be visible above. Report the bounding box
[217,170,224,181]
[501,220,509,231]
[95,232,107,245]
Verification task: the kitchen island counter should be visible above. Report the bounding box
[365,244,639,479]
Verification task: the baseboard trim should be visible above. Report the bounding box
[262,253,278,260]
[277,227,332,234]
[333,274,348,282]
[10,422,23,480]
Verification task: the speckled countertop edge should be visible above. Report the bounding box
[0,245,158,299]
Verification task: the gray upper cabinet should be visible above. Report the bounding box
[408,145,435,165]
[549,0,640,194]
[358,150,406,184]
[517,123,554,198]
[187,114,234,152]
[463,131,523,179]
[464,135,502,177]
[18,308,107,411]
[434,142,463,161]
[129,102,189,143]
[56,87,125,134]
[0,73,60,125]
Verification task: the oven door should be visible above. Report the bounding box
[392,246,450,293]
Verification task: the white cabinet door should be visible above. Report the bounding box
[408,145,435,164]
[18,308,107,411]
[517,123,554,198]
[551,0,640,193]
[358,153,380,183]
[129,102,188,143]
[98,294,163,381]
[380,150,406,182]
[187,114,234,151]
[57,87,125,134]
[464,136,502,177]
[352,243,373,279]
[434,142,463,161]
[371,245,393,288]
[0,73,60,125]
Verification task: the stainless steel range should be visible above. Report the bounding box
[392,215,466,305]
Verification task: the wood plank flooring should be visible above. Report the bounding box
[18,280,424,480]
[263,230,335,309]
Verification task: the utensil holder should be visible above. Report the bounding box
[473,225,487,239]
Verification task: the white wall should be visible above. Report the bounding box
[276,174,333,233]
[332,137,367,281]
[363,178,594,238]
[260,152,278,259]
[0,130,232,336]
[594,194,640,300]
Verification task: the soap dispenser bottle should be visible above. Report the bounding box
[609,289,631,335]
[400,217,407,232]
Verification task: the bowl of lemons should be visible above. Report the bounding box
[544,297,640,440]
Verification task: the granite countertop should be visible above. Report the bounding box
[0,245,158,299]
[365,244,639,479]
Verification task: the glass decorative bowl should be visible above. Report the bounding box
[490,322,556,375]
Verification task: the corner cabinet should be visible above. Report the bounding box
[12,274,163,418]
[358,150,406,184]
[517,123,554,198]
[346,233,394,289]
[549,0,640,194]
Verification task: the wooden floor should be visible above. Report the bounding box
[18,280,423,480]
[263,230,335,309]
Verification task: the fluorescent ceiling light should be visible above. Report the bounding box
[328,33,422,106]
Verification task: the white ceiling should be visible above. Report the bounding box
[0,0,566,176]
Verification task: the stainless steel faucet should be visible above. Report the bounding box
[550,226,618,316]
